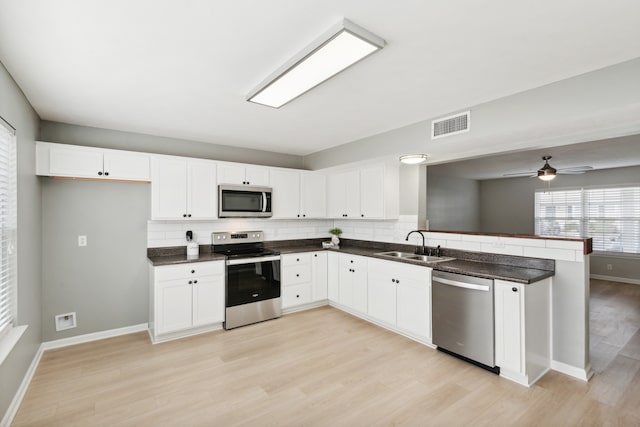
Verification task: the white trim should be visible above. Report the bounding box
[551,360,593,381]
[0,342,44,427]
[149,323,222,344]
[328,301,435,348]
[41,323,148,350]
[590,274,640,285]
[282,300,328,315]
[0,325,27,366]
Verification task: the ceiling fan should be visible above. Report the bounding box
[503,156,593,181]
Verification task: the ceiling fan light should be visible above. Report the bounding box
[399,154,430,164]
[537,157,557,181]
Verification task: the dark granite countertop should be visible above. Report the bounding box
[147,246,226,266]
[148,238,555,284]
[265,239,554,284]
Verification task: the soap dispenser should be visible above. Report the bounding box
[186,230,199,260]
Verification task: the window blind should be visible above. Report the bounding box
[0,120,17,339]
[584,186,640,253]
[535,189,583,238]
[535,186,640,255]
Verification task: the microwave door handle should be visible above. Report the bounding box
[262,192,267,212]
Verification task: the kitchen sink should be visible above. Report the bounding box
[375,251,455,263]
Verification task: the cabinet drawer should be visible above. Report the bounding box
[281,253,312,267]
[282,283,312,308]
[283,264,311,286]
[155,261,224,282]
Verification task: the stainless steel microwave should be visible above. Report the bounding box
[218,185,272,218]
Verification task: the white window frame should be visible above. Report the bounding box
[535,184,640,257]
[0,116,24,367]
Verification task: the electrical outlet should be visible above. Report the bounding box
[78,235,87,247]
[607,264,613,271]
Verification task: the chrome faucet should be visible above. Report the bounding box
[405,230,427,255]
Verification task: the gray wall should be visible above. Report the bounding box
[479,176,537,234]
[426,172,480,232]
[399,164,419,215]
[41,179,149,341]
[40,120,304,169]
[0,62,42,418]
[479,166,640,281]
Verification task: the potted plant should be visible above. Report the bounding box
[329,227,342,246]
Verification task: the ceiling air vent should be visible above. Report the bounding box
[431,111,470,139]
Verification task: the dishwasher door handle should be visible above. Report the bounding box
[433,277,491,292]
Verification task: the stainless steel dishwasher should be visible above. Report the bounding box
[432,270,498,372]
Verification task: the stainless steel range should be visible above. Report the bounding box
[212,231,281,329]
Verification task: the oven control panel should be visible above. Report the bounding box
[212,231,264,244]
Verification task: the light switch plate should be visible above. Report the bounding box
[78,235,87,247]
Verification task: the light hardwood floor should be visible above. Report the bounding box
[12,279,640,426]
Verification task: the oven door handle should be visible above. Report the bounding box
[433,277,491,292]
[226,255,281,266]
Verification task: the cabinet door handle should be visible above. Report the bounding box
[104,172,109,176]
[296,258,300,262]
[303,214,306,218]
[314,254,317,257]
[191,270,195,274]
[297,214,300,217]
[98,171,103,176]
[188,280,193,284]
[512,287,518,292]
[296,294,300,298]
[193,280,198,284]
[350,260,354,264]
[188,214,192,217]
[296,274,299,277]
[361,214,364,217]
[392,279,396,283]
[247,181,250,185]
[183,214,187,218]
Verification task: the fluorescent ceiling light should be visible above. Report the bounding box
[247,19,385,108]
[399,154,430,165]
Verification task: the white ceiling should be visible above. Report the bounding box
[1,1,640,156]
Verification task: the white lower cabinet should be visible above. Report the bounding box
[327,252,340,302]
[494,278,551,386]
[367,258,431,341]
[281,251,328,310]
[150,260,225,342]
[337,254,367,313]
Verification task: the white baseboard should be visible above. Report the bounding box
[551,360,593,381]
[0,343,44,427]
[590,274,640,285]
[41,323,148,350]
[1,323,150,427]
[282,300,328,315]
[148,323,222,344]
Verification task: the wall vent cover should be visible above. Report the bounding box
[431,111,470,139]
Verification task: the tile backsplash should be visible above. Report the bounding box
[147,215,419,248]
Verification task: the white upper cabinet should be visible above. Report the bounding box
[328,170,360,218]
[37,142,150,181]
[270,169,301,219]
[301,172,327,218]
[217,163,269,186]
[270,169,327,219]
[151,156,217,220]
[327,163,398,220]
